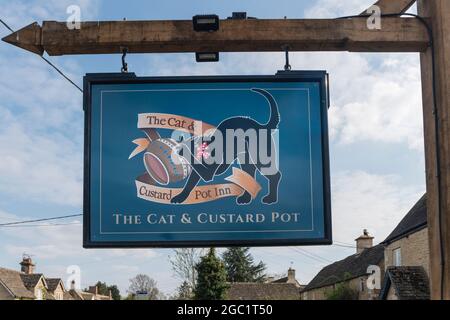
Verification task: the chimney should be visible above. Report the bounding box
[109,289,112,300]
[20,255,35,275]
[355,229,374,254]
[88,286,98,295]
[70,280,76,291]
[287,268,296,284]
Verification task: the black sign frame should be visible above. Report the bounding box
[83,71,331,248]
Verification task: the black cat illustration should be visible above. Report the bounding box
[171,88,281,205]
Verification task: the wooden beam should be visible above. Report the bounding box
[418,0,450,300]
[2,18,429,55]
[2,22,44,55]
[361,0,417,15]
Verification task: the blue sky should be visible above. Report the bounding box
[0,0,425,296]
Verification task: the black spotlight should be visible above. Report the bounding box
[192,14,220,32]
[230,12,247,20]
[195,52,219,62]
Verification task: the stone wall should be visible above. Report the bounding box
[301,275,382,300]
[384,227,430,275]
[53,285,65,300]
[33,278,47,300]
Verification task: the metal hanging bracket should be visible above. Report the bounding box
[121,47,128,73]
[283,45,292,71]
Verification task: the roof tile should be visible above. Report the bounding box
[381,266,430,300]
[20,273,44,290]
[302,244,384,291]
[46,278,62,292]
[383,194,427,244]
[227,283,300,300]
[0,268,35,299]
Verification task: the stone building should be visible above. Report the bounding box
[0,267,36,300]
[301,194,431,300]
[0,256,68,300]
[69,284,113,300]
[46,278,69,300]
[300,231,384,300]
[20,273,48,300]
[0,256,113,300]
[270,268,304,288]
[382,195,429,275]
[379,194,430,300]
[226,268,303,300]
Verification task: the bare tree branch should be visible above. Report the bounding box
[169,248,206,289]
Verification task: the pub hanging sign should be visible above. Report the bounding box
[83,71,331,248]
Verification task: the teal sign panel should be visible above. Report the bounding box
[83,72,331,247]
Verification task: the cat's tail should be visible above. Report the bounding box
[252,88,280,129]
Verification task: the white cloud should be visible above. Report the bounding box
[304,0,417,18]
[331,170,424,243]
[0,210,22,223]
[305,0,374,18]
[330,54,424,150]
[0,4,87,207]
[0,97,83,206]
[3,0,99,29]
[301,0,424,150]
[112,265,140,273]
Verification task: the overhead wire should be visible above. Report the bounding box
[0,222,82,228]
[0,214,82,227]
